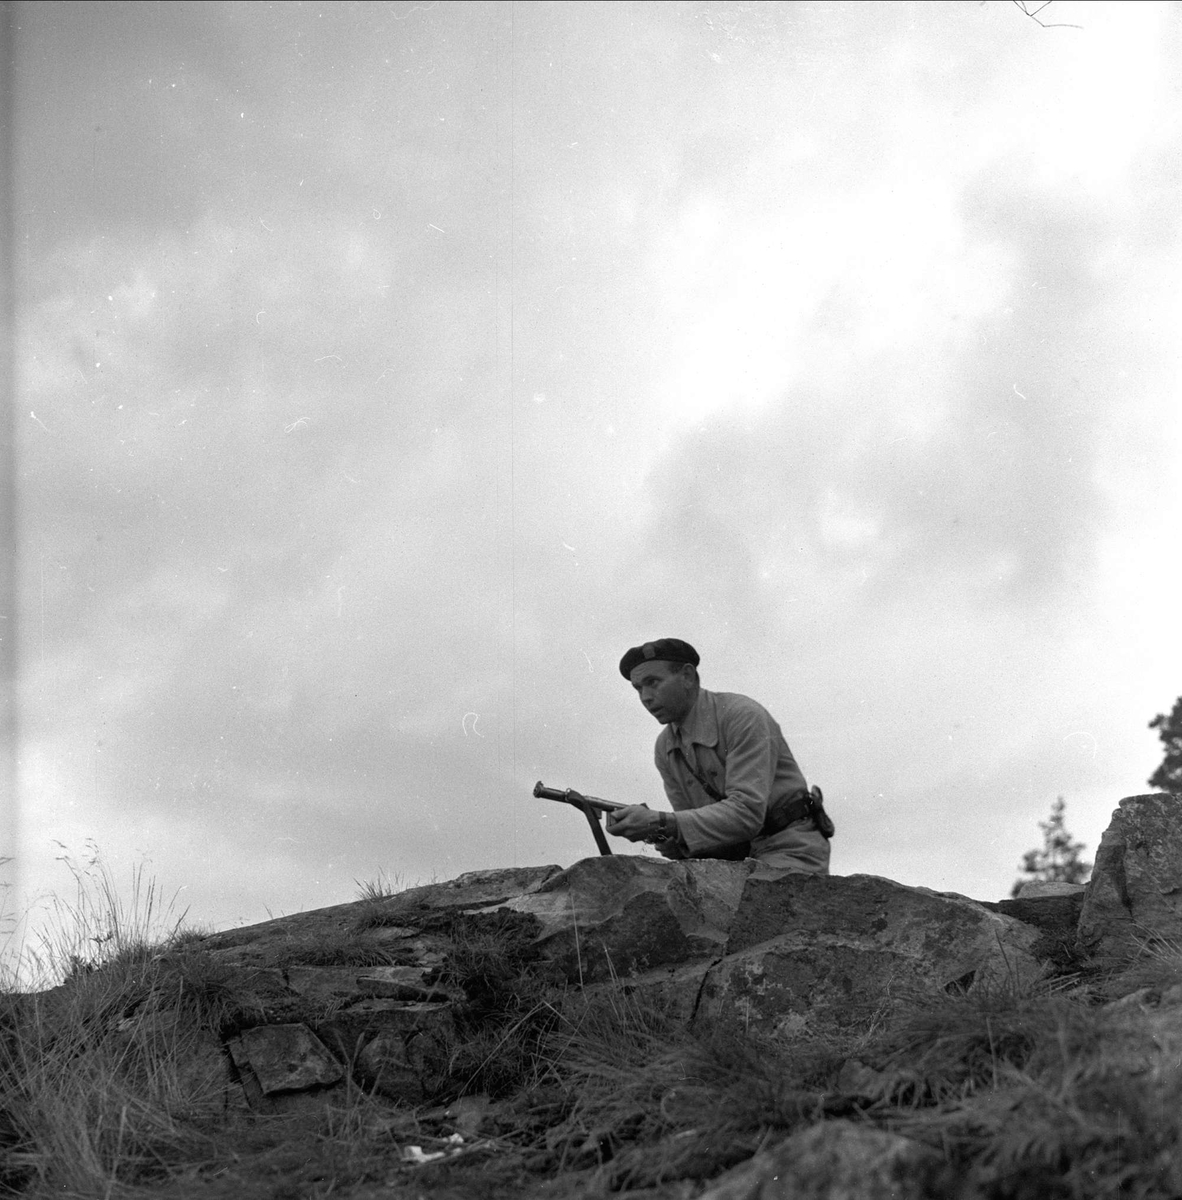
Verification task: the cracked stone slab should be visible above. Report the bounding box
[227,1023,344,1095]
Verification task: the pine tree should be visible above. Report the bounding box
[1010,796,1091,898]
[1148,697,1182,793]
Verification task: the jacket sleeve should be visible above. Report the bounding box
[674,700,777,855]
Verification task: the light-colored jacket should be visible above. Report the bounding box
[655,688,821,866]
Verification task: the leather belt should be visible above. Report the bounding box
[701,790,818,861]
[761,792,812,837]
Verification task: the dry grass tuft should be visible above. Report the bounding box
[0,954,227,1194]
[353,871,405,902]
[7,844,188,993]
[0,848,236,1195]
[525,986,842,1191]
[874,962,1182,1198]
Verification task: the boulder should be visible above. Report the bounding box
[696,874,1044,1037]
[1077,793,1182,962]
[506,855,751,983]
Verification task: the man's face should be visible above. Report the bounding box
[629,660,697,725]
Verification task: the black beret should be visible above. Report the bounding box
[619,638,700,679]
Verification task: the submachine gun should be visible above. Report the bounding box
[532,781,626,856]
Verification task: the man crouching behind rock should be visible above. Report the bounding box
[607,638,832,877]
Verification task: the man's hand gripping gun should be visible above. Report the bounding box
[533,781,626,856]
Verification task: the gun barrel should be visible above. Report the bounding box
[533,781,625,814]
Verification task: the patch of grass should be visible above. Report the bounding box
[888,1044,1182,1199]
[440,910,547,1013]
[525,985,837,1191]
[424,909,565,1102]
[348,900,414,933]
[0,951,228,1195]
[516,964,1182,1198]
[1094,934,1182,1004]
[6,843,190,994]
[282,941,399,969]
[353,870,405,903]
[151,942,265,1037]
[872,978,1080,1107]
[867,970,1182,1198]
[0,849,240,1196]
[436,996,563,1104]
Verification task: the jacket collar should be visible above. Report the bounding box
[667,688,718,751]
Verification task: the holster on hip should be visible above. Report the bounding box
[691,784,835,861]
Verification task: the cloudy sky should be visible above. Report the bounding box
[5,0,1182,951]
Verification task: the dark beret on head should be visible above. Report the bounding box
[619,638,700,679]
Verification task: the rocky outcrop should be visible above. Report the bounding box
[175,857,1050,1110]
[86,792,1180,1121]
[1077,793,1182,962]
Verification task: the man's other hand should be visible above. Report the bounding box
[605,804,660,843]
